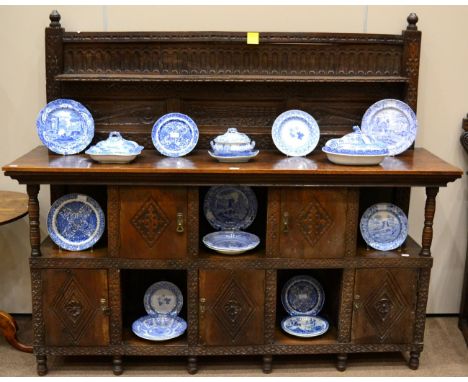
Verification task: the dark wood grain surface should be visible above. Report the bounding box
[2,147,462,187]
[0,191,28,225]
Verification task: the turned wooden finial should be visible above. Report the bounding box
[49,10,61,28]
[406,13,419,30]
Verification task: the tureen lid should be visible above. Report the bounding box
[85,131,143,155]
[213,128,252,144]
[324,126,389,155]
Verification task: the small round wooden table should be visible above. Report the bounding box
[0,191,32,353]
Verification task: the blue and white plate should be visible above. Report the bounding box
[132,314,187,341]
[36,99,94,155]
[360,203,408,251]
[272,110,320,157]
[204,185,257,230]
[202,231,260,255]
[152,113,199,157]
[361,99,418,156]
[281,315,329,338]
[47,193,105,251]
[281,275,325,316]
[143,281,183,316]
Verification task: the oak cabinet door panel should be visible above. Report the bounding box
[351,268,417,344]
[199,269,265,346]
[42,269,109,347]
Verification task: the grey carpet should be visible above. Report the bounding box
[1,316,467,376]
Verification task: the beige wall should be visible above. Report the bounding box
[0,5,466,313]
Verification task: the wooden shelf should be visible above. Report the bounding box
[55,73,410,84]
[40,236,108,259]
[274,326,337,346]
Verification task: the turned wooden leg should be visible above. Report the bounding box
[0,311,32,353]
[262,355,273,374]
[336,353,347,372]
[112,355,123,375]
[36,355,48,376]
[409,351,420,370]
[420,187,439,257]
[187,356,197,374]
[27,184,41,257]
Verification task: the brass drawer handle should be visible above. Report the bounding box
[282,212,289,233]
[100,298,110,316]
[176,212,184,233]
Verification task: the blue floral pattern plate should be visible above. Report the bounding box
[36,99,94,155]
[202,231,260,255]
[143,281,183,316]
[361,99,418,156]
[204,185,257,231]
[272,110,320,157]
[281,315,329,338]
[360,203,408,251]
[47,193,105,251]
[132,314,187,341]
[151,113,199,157]
[281,275,325,316]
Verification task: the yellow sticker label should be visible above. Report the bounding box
[247,32,259,45]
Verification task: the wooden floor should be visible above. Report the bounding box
[1,315,467,377]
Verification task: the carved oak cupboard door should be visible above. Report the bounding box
[115,186,189,259]
[199,270,265,346]
[351,268,417,344]
[269,188,357,258]
[42,269,109,347]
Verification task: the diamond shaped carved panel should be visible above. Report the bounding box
[212,278,255,343]
[299,197,333,247]
[131,197,169,247]
[51,275,97,344]
[364,271,408,342]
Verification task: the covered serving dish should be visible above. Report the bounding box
[322,126,389,165]
[209,128,257,156]
[85,131,144,164]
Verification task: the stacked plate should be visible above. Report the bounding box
[47,193,105,251]
[202,185,260,255]
[85,131,144,164]
[132,281,187,341]
[280,275,329,338]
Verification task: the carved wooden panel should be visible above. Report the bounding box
[273,188,358,258]
[352,268,417,344]
[199,269,265,346]
[42,269,109,346]
[116,186,188,259]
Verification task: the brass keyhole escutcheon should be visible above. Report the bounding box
[176,212,184,233]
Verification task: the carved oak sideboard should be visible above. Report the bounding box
[2,11,463,375]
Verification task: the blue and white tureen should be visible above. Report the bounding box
[209,128,258,163]
[85,132,144,164]
[322,126,389,165]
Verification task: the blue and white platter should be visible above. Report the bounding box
[272,110,320,157]
[132,314,187,341]
[360,203,408,251]
[143,281,183,316]
[281,275,325,316]
[208,150,259,163]
[47,193,105,251]
[361,99,418,156]
[152,113,199,157]
[281,315,329,338]
[204,185,257,231]
[36,99,94,155]
[202,231,260,255]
